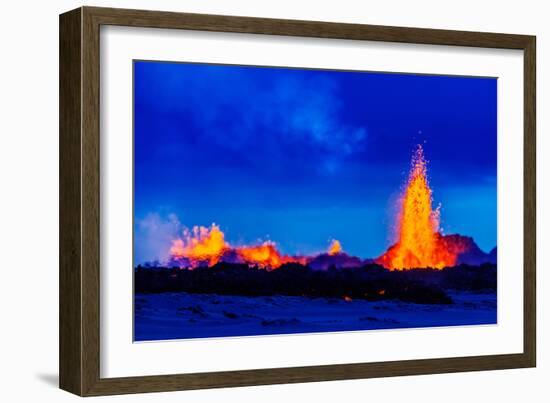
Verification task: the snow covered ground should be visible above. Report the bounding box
[134,291,496,341]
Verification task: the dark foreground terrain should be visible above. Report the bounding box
[134,263,497,341]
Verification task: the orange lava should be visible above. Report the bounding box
[376,145,456,270]
[237,242,306,269]
[328,239,342,255]
[170,225,305,269]
[170,224,228,267]
[168,146,463,271]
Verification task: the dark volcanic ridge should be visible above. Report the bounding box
[441,234,497,266]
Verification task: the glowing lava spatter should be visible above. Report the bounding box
[328,240,342,255]
[237,242,306,268]
[169,224,228,267]
[376,145,457,270]
[170,225,305,269]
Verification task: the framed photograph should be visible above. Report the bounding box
[59,6,536,396]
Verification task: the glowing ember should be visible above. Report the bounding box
[376,145,456,270]
[328,239,342,255]
[170,224,228,267]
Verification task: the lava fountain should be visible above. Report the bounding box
[376,145,456,270]
[169,224,228,267]
[237,242,306,268]
[169,224,305,269]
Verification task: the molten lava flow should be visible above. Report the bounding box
[376,145,456,270]
[328,239,342,255]
[170,224,228,267]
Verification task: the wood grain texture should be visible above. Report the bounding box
[59,6,537,396]
[81,6,102,396]
[85,6,532,49]
[523,38,536,367]
[59,7,82,396]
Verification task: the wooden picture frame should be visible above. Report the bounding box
[59,6,536,396]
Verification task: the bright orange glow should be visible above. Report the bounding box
[170,224,228,267]
[376,145,456,270]
[236,242,305,269]
[328,239,342,255]
[168,146,465,271]
[170,225,305,269]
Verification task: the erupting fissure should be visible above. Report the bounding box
[167,146,462,271]
[169,224,308,269]
[376,145,457,270]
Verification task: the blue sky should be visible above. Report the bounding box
[134,61,497,264]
